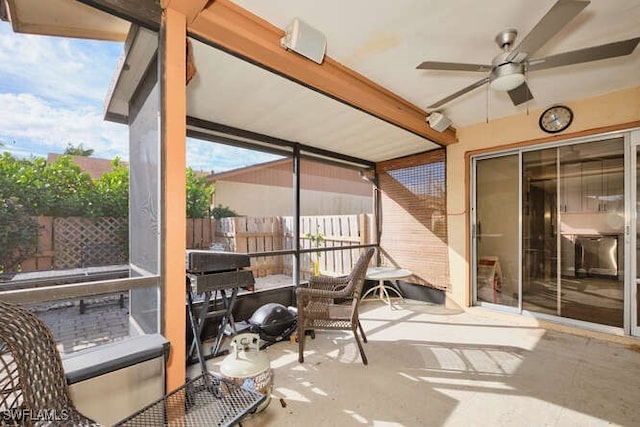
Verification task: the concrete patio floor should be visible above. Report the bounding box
[199,299,640,426]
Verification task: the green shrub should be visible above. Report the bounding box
[186,167,214,218]
[0,197,40,273]
[211,204,239,219]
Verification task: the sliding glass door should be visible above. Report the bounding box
[473,135,628,330]
[473,154,520,308]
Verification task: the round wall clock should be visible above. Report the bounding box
[539,105,573,133]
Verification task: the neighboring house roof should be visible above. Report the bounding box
[207,158,372,196]
[47,154,127,179]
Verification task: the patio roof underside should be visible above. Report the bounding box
[189,38,444,164]
[5,0,449,167]
[104,27,443,167]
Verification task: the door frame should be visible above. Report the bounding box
[629,129,640,336]
[470,150,522,313]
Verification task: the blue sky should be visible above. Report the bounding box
[0,21,278,172]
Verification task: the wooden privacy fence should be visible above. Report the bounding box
[16,217,128,273]
[285,215,372,278]
[16,215,372,277]
[187,214,375,279]
[217,216,285,278]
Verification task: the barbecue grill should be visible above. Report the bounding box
[186,250,255,370]
[113,251,264,426]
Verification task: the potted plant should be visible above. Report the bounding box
[305,230,325,276]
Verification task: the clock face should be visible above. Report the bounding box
[539,105,573,133]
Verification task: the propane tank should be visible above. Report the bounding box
[220,333,273,413]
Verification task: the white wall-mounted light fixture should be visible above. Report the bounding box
[280,18,326,64]
[427,112,452,132]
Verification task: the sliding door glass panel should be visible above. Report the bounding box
[476,137,626,329]
[475,155,519,307]
[522,148,558,316]
[556,139,624,327]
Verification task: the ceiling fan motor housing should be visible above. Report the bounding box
[495,28,518,49]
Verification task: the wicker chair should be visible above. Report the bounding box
[296,247,375,365]
[0,300,97,426]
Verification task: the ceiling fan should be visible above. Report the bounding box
[417,0,640,109]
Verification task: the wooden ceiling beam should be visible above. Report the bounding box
[160,0,209,24]
[188,0,457,146]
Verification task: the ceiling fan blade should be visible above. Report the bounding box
[428,77,490,109]
[527,37,640,71]
[417,61,492,72]
[507,81,534,106]
[505,0,590,62]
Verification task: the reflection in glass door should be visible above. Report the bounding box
[474,136,627,330]
[558,139,624,327]
[474,155,519,308]
[520,139,624,327]
[521,148,558,317]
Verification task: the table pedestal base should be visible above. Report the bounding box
[362,280,404,308]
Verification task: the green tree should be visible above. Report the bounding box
[186,167,214,218]
[39,155,94,216]
[0,153,50,215]
[64,143,94,157]
[0,197,40,273]
[0,152,25,201]
[90,157,129,217]
[0,152,222,221]
[0,153,93,216]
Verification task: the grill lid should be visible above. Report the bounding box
[186,250,251,273]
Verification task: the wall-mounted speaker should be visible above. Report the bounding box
[427,112,452,132]
[280,18,326,64]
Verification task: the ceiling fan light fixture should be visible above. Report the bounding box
[489,62,525,91]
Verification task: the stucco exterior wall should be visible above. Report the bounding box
[446,86,640,308]
[214,181,373,217]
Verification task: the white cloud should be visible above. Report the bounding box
[0,22,126,159]
[0,22,120,106]
[0,22,277,171]
[0,93,128,159]
[0,91,277,170]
